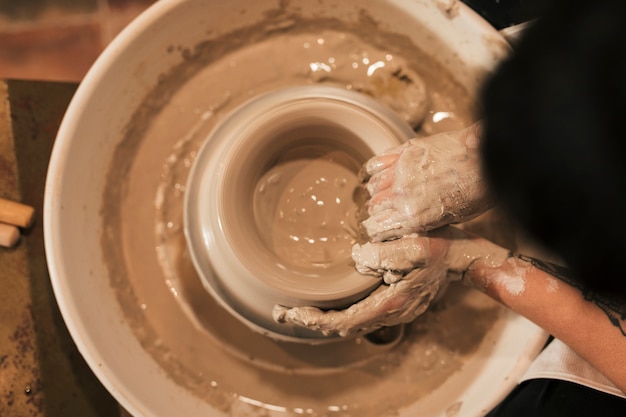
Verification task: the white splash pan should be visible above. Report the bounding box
[44,0,547,416]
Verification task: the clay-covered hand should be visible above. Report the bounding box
[360,123,492,242]
[352,227,511,283]
[272,237,449,337]
[273,227,510,337]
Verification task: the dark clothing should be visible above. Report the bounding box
[486,379,626,417]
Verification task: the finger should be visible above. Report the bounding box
[352,236,431,273]
[366,187,395,216]
[365,168,394,196]
[361,209,420,241]
[390,272,441,322]
[273,304,371,337]
[383,270,404,284]
[273,285,401,337]
[273,305,330,333]
[362,206,457,241]
[359,152,401,181]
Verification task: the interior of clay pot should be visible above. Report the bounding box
[185,86,414,341]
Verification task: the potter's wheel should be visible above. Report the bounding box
[44,1,548,416]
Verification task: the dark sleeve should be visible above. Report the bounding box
[478,0,626,295]
[486,379,626,417]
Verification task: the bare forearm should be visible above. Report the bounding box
[465,255,626,393]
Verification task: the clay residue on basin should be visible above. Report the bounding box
[100,5,506,417]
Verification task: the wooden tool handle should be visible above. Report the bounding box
[0,222,20,248]
[0,197,35,228]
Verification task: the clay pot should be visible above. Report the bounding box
[185,85,414,341]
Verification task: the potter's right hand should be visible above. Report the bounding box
[360,123,492,242]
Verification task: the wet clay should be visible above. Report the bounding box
[254,150,360,270]
[101,10,507,417]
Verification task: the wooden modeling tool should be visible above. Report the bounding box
[0,197,35,228]
[0,197,35,248]
[0,222,20,248]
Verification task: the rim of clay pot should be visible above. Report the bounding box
[184,85,414,341]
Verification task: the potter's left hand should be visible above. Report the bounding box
[273,227,509,337]
[360,124,492,242]
[272,237,448,337]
